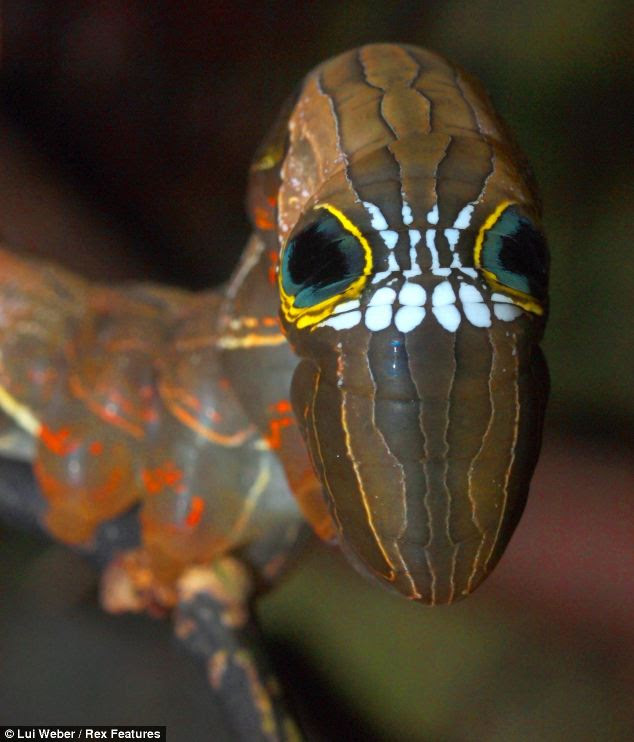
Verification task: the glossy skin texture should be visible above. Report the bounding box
[0,44,548,604]
[0,248,307,584]
[254,44,549,603]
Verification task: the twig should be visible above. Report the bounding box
[0,455,304,740]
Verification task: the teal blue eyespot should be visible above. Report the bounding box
[279,203,373,329]
[281,212,365,307]
[475,202,548,314]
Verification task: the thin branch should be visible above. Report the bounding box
[0,455,304,741]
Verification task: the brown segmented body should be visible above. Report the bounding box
[0,44,548,604]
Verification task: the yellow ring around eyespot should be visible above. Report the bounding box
[279,202,373,329]
[474,200,544,316]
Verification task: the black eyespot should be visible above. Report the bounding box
[480,205,549,303]
[281,211,367,308]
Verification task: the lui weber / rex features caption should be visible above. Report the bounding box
[2,729,165,740]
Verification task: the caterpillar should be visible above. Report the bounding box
[0,43,548,605]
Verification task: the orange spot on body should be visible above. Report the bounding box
[264,399,295,448]
[39,425,78,456]
[267,250,279,286]
[141,461,184,494]
[272,399,292,414]
[89,440,104,456]
[185,495,205,527]
[265,417,293,450]
[254,207,275,231]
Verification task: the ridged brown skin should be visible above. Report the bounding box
[0,44,548,606]
[250,44,549,604]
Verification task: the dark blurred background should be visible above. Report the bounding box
[0,2,632,740]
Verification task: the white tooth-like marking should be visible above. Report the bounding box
[427,203,439,225]
[404,229,422,278]
[494,303,523,321]
[426,229,440,270]
[444,226,466,270]
[372,270,391,284]
[380,230,399,250]
[322,310,362,330]
[453,203,475,229]
[432,281,456,307]
[458,284,491,326]
[458,283,484,304]
[369,287,397,306]
[460,267,478,278]
[362,201,401,284]
[402,201,413,225]
[445,227,459,251]
[491,292,514,304]
[365,305,393,331]
[432,304,461,332]
[426,229,450,276]
[442,204,476,271]
[363,201,388,231]
[463,302,491,328]
[333,299,360,314]
[371,252,400,284]
[398,282,426,306]
[395,306,426,333]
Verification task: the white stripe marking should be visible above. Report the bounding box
[460,267,478,278]
[426,229,440,271]
[380,230,399,250]
[404,229,422,279]
[453,203,475,229]
[445,227,459,251]
[371,252,400,284]
[363,201,388,231]
[426,229,450,276]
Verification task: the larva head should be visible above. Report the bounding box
[249,44,549,604]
